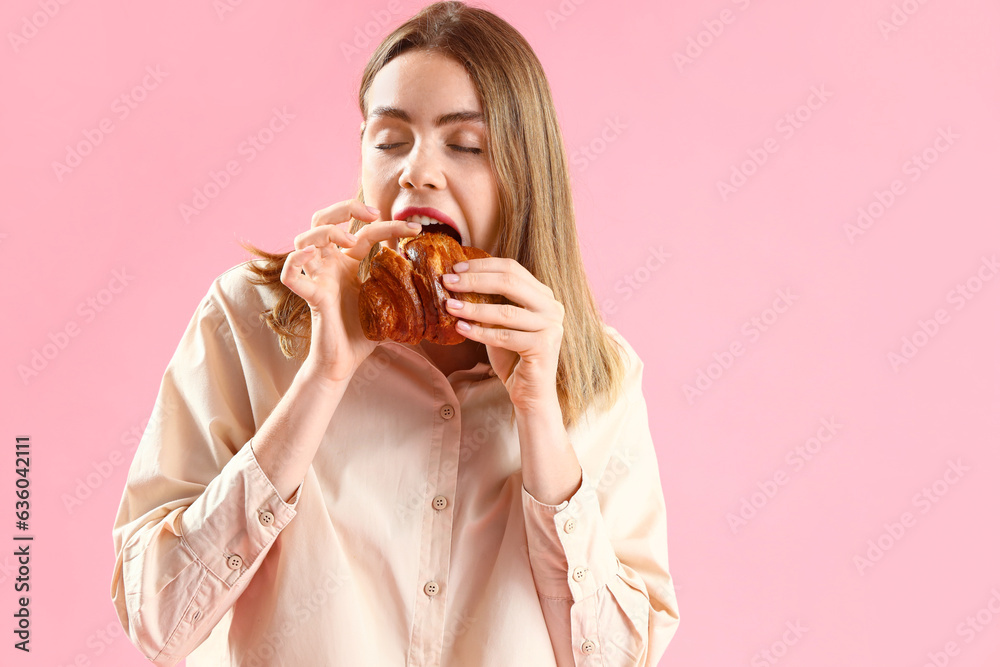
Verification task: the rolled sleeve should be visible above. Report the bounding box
[111,278,304,665]
[179,438,301,587]
[521,467,620,602]
[518,328,680,665]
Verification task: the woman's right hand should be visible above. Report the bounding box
[280,199,421,384]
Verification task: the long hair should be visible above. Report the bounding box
[241,1,625,428]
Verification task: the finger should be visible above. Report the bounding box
[310,199,381,229]
[444,298,547,332]
[294,223,358,253]
[342,219,422,261]
[453,319,542,354]
[280,246,320,302]
[449,257,556,307]
[453,257,551,296]
[441,270,553,314]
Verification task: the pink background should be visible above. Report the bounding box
[3,0,999,665]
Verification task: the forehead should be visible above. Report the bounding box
[366,49,482,118]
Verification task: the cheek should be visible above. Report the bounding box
[464,169,501,250]
[361,157,397,197]
[465,164,499,207]
[481,175,501,228]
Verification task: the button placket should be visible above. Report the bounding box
[418,382,460,653]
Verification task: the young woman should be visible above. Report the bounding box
[111,2,679,665]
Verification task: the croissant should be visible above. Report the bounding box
[358,232,504,345]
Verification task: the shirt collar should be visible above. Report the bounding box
[380,341,496,379]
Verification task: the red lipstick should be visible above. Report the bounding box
[393,206,461,238]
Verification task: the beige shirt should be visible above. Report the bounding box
[109,260,680,666]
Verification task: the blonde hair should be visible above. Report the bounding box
[241,1,624,428]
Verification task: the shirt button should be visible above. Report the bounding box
[564,518,577,533]
[424,581,440,596]
[581,639,597,655]
[572,566,588,583]
[227,554,243,570]
[258,510,275,526]
[432,495,448,511]
[439,404,455,420]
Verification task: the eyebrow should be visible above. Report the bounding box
[367,105,485,127]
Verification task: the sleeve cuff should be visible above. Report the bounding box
[521,467,621,602]
[179,440,301,587]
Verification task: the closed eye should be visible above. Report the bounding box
[373,143,483,154]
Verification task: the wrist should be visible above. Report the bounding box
[512,391,562,422]
[515,397,580,506]
[299,357,355,391]
[513,401,566,444]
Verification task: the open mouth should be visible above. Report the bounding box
[405,215,462,245]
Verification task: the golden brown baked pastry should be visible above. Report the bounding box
[359,232,504,345]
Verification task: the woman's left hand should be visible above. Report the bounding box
[442,257,564,414]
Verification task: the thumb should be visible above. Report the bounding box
[280,245,320,303]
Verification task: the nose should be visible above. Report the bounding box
[399,140,445,190]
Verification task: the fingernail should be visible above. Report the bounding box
[345,232,358,242]
[452,261,469,272]
[407,221,421,229]
[365,205,380,215]
[302,244,315,252]
[456,320,471,332]
[442,273,459,284]
[446,298,463,309]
